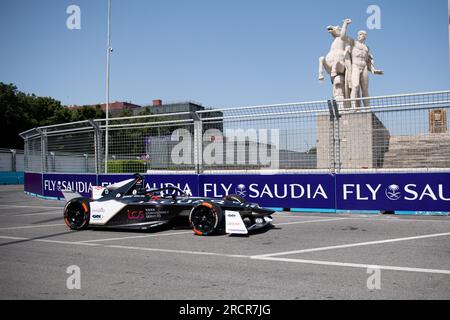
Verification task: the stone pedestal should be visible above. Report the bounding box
[316,112,390,169]
[316,115,333,169]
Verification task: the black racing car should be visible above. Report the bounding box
[63,174,274,236]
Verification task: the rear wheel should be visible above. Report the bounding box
[64,198,90,230]
[223,194,246,203]
[189,202,223,236]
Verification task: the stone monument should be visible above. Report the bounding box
[316,19,390,170]
[318,19,384,108]
[318,19,353,108]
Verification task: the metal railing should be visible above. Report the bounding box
[20,90,450,174]
[0,149,24,172]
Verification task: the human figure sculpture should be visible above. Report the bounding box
[318,19,353,105]
[350,30,384,108]
[318,20,384,108]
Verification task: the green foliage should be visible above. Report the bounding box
[106,160,147,173]
[70,104,105,122]
[0,82,105,148]
[0,83,24,148]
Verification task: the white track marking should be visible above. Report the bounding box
[0,224,65,230]
[79,231,192,243]
[106,244,249,258]
[81,218,349,241]
[273,214,450,223]
[273,214,337,218]
[255,232,450,258]
[0,205,63,209]
[251,256,450,275]
[0,235,99,247]
[0,212,62,218]
[0,235,449,275]
[275,218,349,226]
[18,212,61,216]
[0,235,246,257]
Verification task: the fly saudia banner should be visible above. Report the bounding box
[97,174,199,197]
[33,172,450,212]
[42,173,97,198]
[199,174,335,209]
[336,173,450,212]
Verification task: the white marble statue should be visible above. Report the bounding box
[349,30,384,108]
[318,19,384,108]
[318,19,353,105]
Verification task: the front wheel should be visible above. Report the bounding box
[189,202,223,236]
[64,198,90,230]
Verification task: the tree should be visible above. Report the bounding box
[0,82,106,149]
[70,105,105,122]
[0,83,29,148]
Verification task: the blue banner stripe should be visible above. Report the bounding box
[23,172,450,215]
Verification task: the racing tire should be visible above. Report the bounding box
[64,198,90,230]
[189,202,224,236]
[223,194,246,203]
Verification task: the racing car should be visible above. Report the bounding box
[62,174,274,236]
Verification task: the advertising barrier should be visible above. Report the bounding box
[24,172,450,215]
[24,172,42,195]
[97,174,199,197]
[336,173,450,212]
[42,173,97,198]
[198,174,335,210]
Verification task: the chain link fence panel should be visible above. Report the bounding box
[20,91,450,175]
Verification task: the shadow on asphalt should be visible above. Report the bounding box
[0,230,77,247]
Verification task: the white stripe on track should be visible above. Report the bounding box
[255,232,450,257]
[0,205,63,209]
[275,218,349,226]
[0,235,449,275]
[78,231,192,243]
[251,256,450,275]
[0,223,65,230]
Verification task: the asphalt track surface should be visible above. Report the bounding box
[0,185,449,299]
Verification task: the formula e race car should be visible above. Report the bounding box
[62,174,274,236]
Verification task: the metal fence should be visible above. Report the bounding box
[0,149,24,172]
[19,90,450,175]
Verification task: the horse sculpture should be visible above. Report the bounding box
[318,18,354,105]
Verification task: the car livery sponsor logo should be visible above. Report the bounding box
[144,208,167,219]
[127,210,144,220]
[226,213,240,226]
[91,207,104,219]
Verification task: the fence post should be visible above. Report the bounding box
[23,139,28,172]
[10,149,16,172]
[192,112,203,174]
[327,100,336,174]
[331,100,341,173]
[83,154,89,172]
[49,152,56,172]
[36,128,47,173]
[89,120,101,174]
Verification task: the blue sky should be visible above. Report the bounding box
[0,0,449,108]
